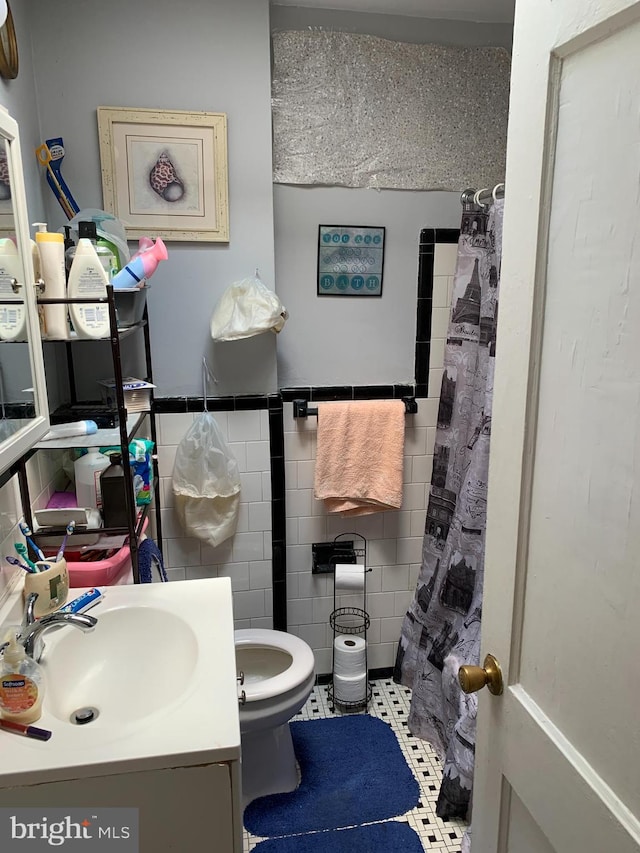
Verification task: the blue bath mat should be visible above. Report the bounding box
[243,715,419,836]
[251,821,424,853]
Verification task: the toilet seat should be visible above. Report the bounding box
[235,629,315,702]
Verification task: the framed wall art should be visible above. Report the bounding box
[317,225,385,296]
[97,107,229,242]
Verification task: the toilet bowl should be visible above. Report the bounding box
[235,628,315,806]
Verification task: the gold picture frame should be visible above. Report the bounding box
[97,107,229,243]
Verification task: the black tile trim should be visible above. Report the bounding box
[434,228,460,243]
[417,249,434,300]
[415,342,431,388]
[310,386,353,401]
[282,385,417,403]
[269,404,287,631]
[353,385,394,399]
[153,395,267,413]
[281,387,311,402]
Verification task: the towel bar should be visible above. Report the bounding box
[292,397,418,419]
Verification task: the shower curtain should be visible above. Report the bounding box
[394,197,503,821]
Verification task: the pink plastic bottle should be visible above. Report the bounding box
[128,236,154,262]
[110,238,168,289]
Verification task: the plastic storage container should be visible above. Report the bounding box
[114,285,148,327]
[45,518,148,587]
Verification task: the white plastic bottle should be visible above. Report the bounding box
[41,419,98,442]
[67,238,110,338]
[74,447,111,510]
[65,221,118,281]
[0,237,27,341]
[34,222,69,339]
[0,629,45,724]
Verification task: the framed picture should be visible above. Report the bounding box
[317,225,385,296]
[97,107,229,242]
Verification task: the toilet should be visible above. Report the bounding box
[235,628,316,806]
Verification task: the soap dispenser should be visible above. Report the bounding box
[0,629,45,724]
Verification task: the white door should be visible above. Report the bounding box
[470,1,640,851]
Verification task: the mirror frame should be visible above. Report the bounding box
[0,105,49,469]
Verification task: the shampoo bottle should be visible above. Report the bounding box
[34,222,69,339]
[67,238,110,338]
[110,238,168,289]
[0,238,27,341]
[0,629,45,724]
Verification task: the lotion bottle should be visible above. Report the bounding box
[34,222,69,339]
[67,238,110,338]
[66,221,117,282]
[0,237,27,341]
[0,629,45,724]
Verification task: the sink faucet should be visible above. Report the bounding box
[15,592,98,663]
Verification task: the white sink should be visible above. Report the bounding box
[44,605,198,725]
[0,578,241,788]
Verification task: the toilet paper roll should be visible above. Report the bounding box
[333,672,368,704]
[334,563,365,592]
[333,634,367,677]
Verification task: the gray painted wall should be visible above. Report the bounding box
[275,186,460,387]
[272,6,508,388]
[28,0,277,399]
[10,1,509,398]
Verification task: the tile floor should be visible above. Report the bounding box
[243,677,468,852]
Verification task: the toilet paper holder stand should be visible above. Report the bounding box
[327,532,372,712]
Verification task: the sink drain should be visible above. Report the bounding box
[70,707,99,725]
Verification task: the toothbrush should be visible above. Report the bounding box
[56,520,76,563]
[18,521,45,562]
[14,543,37,572]
[5,555,36,574]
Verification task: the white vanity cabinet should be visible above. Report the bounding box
[0,762,243,852]
[0,578,243,853]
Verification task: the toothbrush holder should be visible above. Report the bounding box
[23,559,69,617]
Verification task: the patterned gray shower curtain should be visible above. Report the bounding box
[394,198,504,821]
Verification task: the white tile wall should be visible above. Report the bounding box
[430,242,457,374]
[156,410,273,631]
[284,398,436,673]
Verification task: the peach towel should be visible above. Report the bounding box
[313,400,405,516]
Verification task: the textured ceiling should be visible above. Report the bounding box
[271,0,515,24]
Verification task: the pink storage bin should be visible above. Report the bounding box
[43,518,149,587]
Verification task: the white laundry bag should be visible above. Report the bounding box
[172,411,241,548]
[211,271,288,341]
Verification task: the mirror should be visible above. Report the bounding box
[0,106,49,468]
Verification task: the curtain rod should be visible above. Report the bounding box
[460,184,505,207]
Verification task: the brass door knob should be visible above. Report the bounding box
[458,654,504,696]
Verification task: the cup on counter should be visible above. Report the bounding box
[22,559,69,617]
